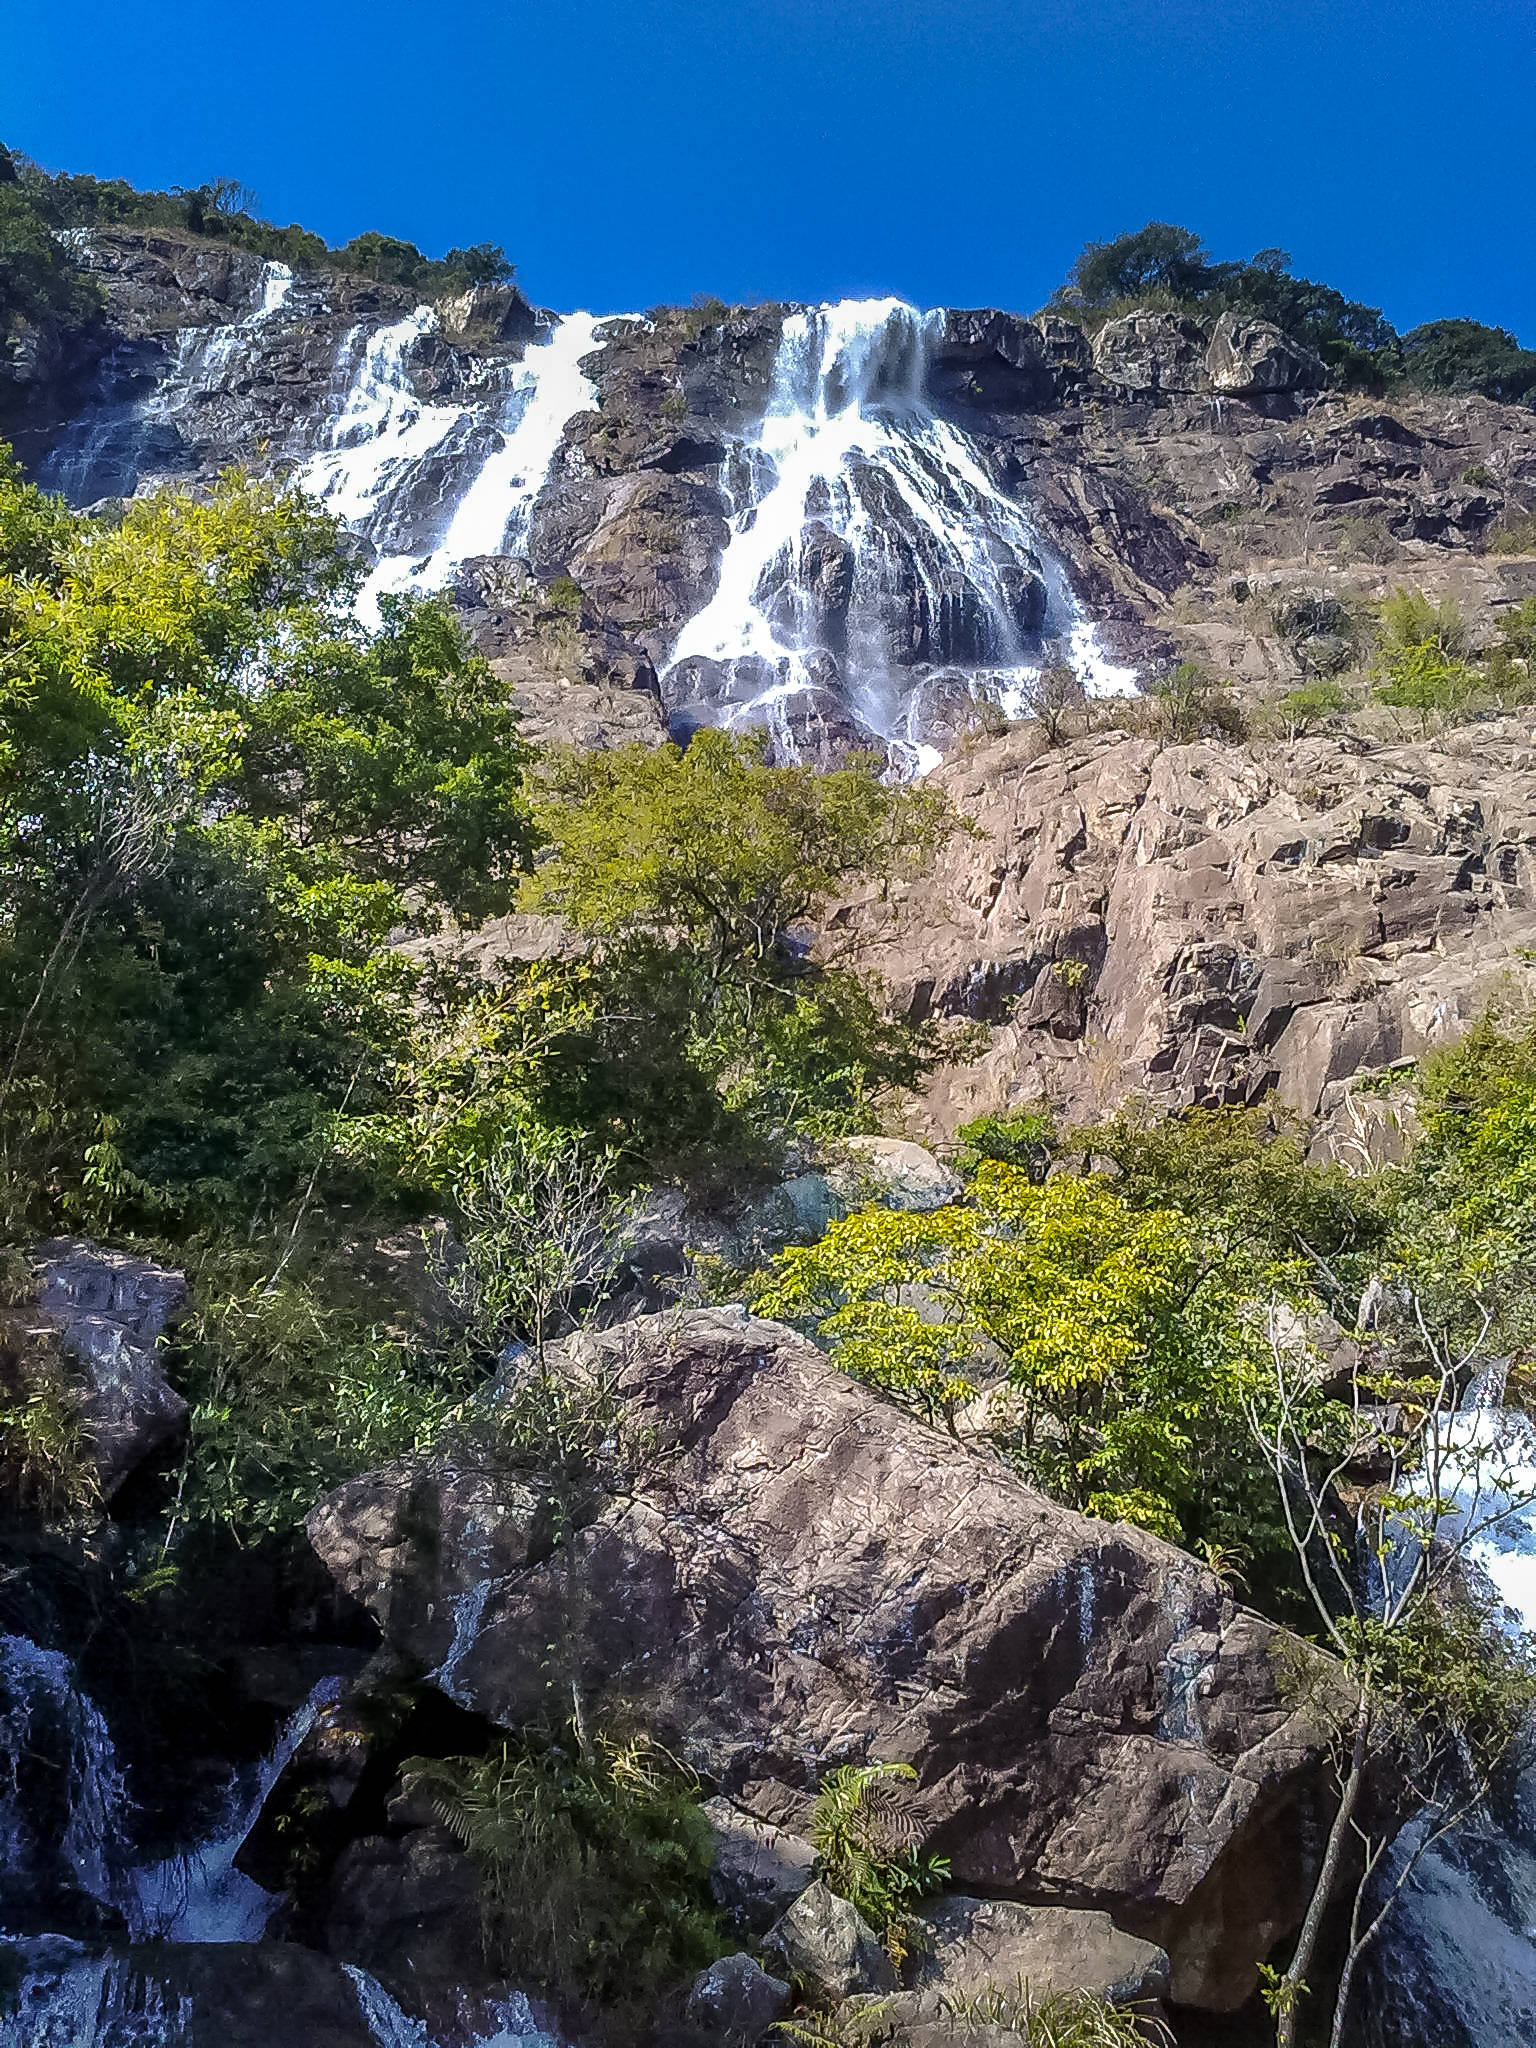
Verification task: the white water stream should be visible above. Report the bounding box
[663,296,1136,764]
[0,1635,561,2047]
[294,308,607,625]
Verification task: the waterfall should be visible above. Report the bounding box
[310,310,608,625]
[0,1635,135,1924]
[0,1632,338,1943]
[1363,1404,1536,2044]
[662,296,1136,764]
[38,263,297,505]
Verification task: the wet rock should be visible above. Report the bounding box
[1205,313,1325,396]
[5,1937,381,2048]
[308,1308,1334,2012]
[910,1894,1170,2004]
[685,1951,792,2040]
[702,1797,816,1933]
[323,1829,488,2018]
[764,1880,898,2000]
[29,1237,189,1496]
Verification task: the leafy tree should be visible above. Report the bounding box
[1402,318,1536,403]
[1247,1300,1536,2048]
[954,1107,1058,1182]
[519,732,963,1181]
[756,1161,1278,1544]
[0,454,535,1233]
[1056,222,1210,308]
[442,242,515,286]
[1142,660,1246,743]
[1076,1100,1385,1292]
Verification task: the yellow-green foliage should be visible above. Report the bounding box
[756,1163,1271,1541]
[525,728,954,974]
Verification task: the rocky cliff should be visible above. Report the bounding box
[17,226,1535,773]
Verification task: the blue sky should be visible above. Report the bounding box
[6,0,1534,338]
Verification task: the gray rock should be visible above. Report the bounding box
[308,1307,1333,2014]
[31,1238,189,1496]
[1205,312,1325,396]
[764,1880,898,2001]
[830,1138,963,1213]
[1091,312,1210,395]
[685,1952,791,2040]
[910,1894,1170,2005]
[703,1797,816,1932]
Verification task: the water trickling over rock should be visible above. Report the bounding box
[662,296,1135,764]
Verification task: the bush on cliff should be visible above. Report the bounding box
[517,732,967,1184]
[0,453,535,1237]
[755,1159,1290,1547]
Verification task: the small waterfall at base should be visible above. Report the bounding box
[294,310,609,627]
[662,296,1136,767]
[1362,1402,1536,2045]
[0,1633,563,2047]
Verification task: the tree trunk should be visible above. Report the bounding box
[1276,1691,1372,2048]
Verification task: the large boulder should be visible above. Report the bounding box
[1205,312,1325,396]
[27,1238,189,1496]
[307,1309,1332,2011]
[1091,313,1210,396]
[909,1894,1170,2005]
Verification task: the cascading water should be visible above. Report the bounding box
[293,309,607,625]
[38,262,297,505]
[0,1634,562,2047]
[1362,1394,1536,2045]
[663,296,1136,765]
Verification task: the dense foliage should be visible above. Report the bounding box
[0,451,960,1537]
[409,1730,722,2024]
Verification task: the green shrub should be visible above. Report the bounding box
[409,1729,722,2023]
[954,1108,1057,1182]
[809,1761,947,1955]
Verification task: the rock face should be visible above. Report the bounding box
[703,1797,817,1933]
[17,228,1536,763]
[838,718,1536,1137]
[1091,313,1211,396]
[307,1308,1330,2012]
[1205,312,1325,396]
[25,1237,189,1495]
[909,1894,1170,2005]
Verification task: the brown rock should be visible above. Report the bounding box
[308,1309,1333,2011]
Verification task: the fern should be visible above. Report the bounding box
[809,1761,948,1949]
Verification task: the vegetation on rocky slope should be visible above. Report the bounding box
[1051,219,1536,399]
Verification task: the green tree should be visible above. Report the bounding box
[1056,222,1210,308]
[756,1161,1280,1543]
[0,455,535,1233]
[1402,318,1536,403]
[518,731,962,1179]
